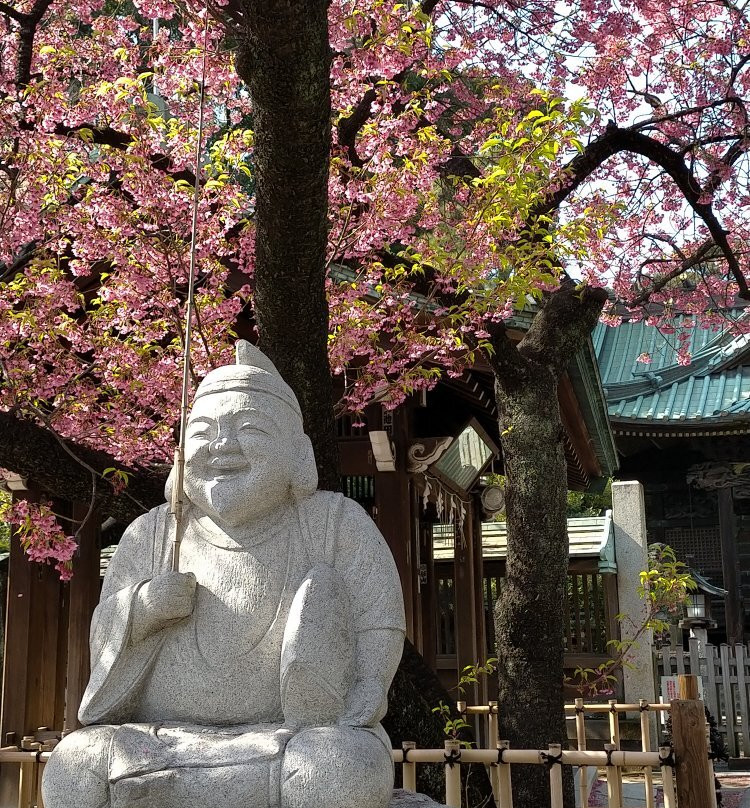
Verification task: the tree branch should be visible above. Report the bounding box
[0,3,25,22]
[336,0,441,160]
[629,240,718,305]
[532,123,749,299]
[0,409,165,524]
[516,280,608,376]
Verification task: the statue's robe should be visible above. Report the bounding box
[76,491,405,807]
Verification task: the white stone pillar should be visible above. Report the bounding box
[612,481,657,705]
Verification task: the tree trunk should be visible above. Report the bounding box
[234,0,339,491]
[493,362,572,807]
[487,281,608,808]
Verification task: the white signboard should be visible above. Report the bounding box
[661,675,704,701]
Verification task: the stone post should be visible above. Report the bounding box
[611,481,657,707]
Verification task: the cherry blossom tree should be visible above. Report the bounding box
[0,1,749,805]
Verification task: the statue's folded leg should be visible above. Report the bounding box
[282,726,393,808]
[281,564,354,726]
[42,725,114,808]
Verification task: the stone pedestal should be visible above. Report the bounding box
[612,481,657,709]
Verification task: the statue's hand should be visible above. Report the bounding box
[131,572,197,644]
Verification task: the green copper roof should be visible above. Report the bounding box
[594,316,750,431]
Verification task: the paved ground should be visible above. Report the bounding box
[583,766,750,807]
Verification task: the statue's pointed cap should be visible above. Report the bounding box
[192,340,303,427]
[235,340,278,375]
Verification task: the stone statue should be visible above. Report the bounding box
[43,341,406,808]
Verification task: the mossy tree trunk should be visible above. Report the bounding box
[234,0,340,491]
[232,12,493,805]
[486,281,608,808]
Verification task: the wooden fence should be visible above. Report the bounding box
[394,741,675,808]
[654,637,750,757]
[459,700,670,808]
[453,682,715,808]
[0,681,715,808]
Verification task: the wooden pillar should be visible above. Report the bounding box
[409,485,425,655]
[374,406,415,640]
[64,504,100,731]
[0,490,33,808]
[1,487,66,807]
[672,674,715,808]
[0,489,67,740]
[23,552,65,738]
[454,499,479,700]
[1,494,34,748]
[471,497,487,702]
[419,519,437,669]
[718,488,743,644]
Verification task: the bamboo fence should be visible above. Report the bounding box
[455,700,673,808]
[0,695,714,808]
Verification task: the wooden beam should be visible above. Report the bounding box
[471,497,488,703]
[454,500,479,700]
[718,487,743,644]
[24,554,64,737]
[558,373,603,481]
[64,504,101,731]
[374,406,415,639]
[1,489,38,745]
[672,676,715,808]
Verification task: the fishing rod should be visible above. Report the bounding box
[170,8,210,572]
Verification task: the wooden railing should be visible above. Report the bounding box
[0,740,675,808]
[0,681,715,808]
[452,681,715,808]
[392,740,674,808]
[457,699,669,808]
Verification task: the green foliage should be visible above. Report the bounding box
[431,702,473,747]
[571,544,695,696]
[486,476,612,521]
[0,489,9,554]
[432,658,498,747]
[566,479,612,517]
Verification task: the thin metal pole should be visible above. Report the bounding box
[170,9,210,572]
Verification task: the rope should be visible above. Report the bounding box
[659,749,675,768]
[170,5,211,573]
[605,747,615,767]
[444,749,461,767]
[541,751,563,769]
[497,747,507,765]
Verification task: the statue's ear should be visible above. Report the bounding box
[291,434,318,499]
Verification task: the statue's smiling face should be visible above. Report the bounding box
[183,390,296,526]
